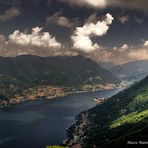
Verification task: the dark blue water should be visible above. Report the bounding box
[0,89,121,148]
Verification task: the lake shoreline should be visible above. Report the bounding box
[0,87,122,148]
[0,79,128,108]
[0,86,121,108]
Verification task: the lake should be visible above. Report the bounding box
[0,89,121,148]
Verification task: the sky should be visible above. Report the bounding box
[0,0,148,64]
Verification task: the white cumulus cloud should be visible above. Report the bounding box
[118,15,129,24]
[0,7,21,22]
[91,43,148,64]
[144,41,148,46]
[120,44,129,51]
[46,12,74,28]
[71,13,114,53]
[9,27,61,48]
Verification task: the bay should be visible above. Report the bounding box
[0,89,121,148]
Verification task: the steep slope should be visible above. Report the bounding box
[0,55,119,85]
[66,76,148,147]
[0,55,119,103]
[111,60,148,81]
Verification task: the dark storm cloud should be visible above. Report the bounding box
[111,0,148,12]
[59,0,148,12]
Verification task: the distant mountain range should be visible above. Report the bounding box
[67,71,148,148]
[110,60,148,81]
[0,55,119,103]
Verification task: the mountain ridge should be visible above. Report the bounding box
[66,75,148,147]
[111,60,148,81]
[0,55,120,106]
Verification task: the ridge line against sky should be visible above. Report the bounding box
[0,0,148,64]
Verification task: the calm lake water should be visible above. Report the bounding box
[0,89,121,148]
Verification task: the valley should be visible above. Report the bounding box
[0,55,147,148]
[66,74,148,148]
[0,55,120,107]
[110,60,148,82]
[0,1,148,147]
[0,88,120,148]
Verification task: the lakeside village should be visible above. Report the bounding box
[0,81,127,107]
